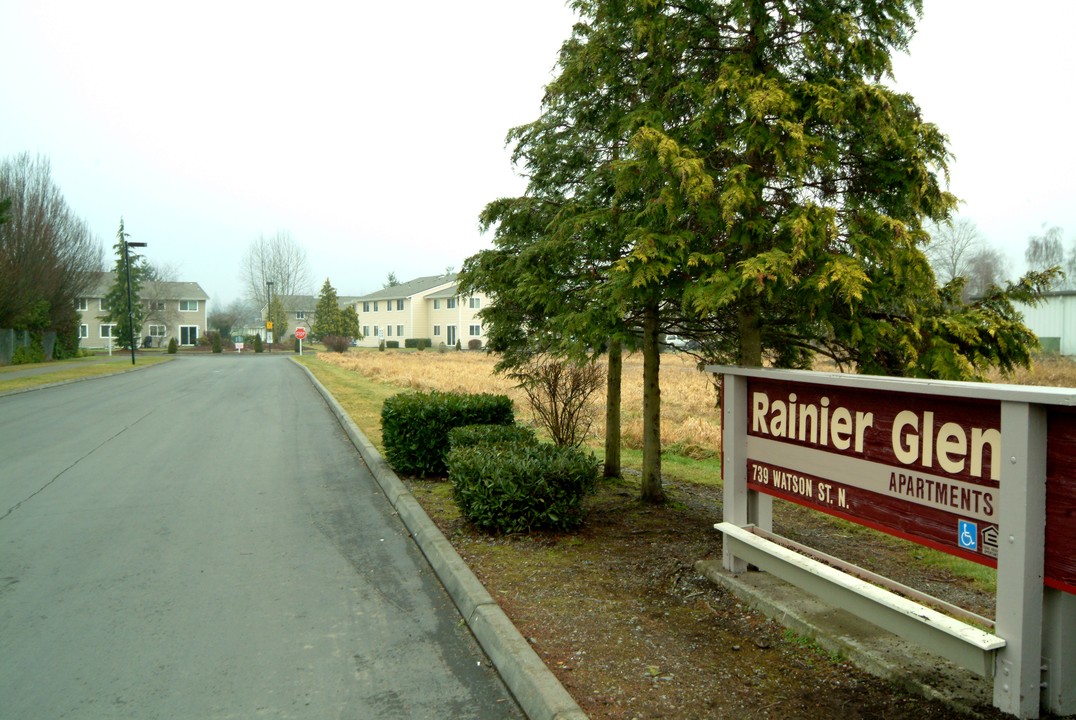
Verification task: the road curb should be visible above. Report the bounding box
[295,360,588,720]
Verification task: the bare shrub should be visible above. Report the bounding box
[508,355,605,448]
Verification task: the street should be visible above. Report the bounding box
[0,355,522,719]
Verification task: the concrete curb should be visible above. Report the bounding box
[295,360,588,720]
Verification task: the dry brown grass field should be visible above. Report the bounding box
[317,348,724,455]
[307,348,1075,719]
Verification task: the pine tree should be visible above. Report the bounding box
[103,219,144,351]
[312,278,342,340]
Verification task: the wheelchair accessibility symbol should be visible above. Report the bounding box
[958,520,978,551]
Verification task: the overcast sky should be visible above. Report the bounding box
[2,1,1074,308]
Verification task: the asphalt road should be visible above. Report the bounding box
[0,354,522,719]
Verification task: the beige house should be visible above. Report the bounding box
[77,272,209,349]
[354,273,488,348]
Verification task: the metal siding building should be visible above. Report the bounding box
[1013,291,1076,355]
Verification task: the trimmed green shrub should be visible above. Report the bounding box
[381,391,514,477]
[253,334,264,353]
[167,336,178,354]
[448,423,538,450]
[385,340,400,349]
[448,442,599,533]
[404,338,432,350]
[211,332,223,353]
[378,339,386,352]
[467,339,482,350]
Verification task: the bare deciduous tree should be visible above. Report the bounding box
[964,246,1008,299]
[0,153,103,337]
[240,232,312,306]
[925,218,983,285]
[1025,225,1065,275]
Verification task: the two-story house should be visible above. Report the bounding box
[76,272,210,349]
[354,273,488,348]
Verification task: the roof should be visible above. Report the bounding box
[86,272,209,300]
[357,273,457,301]
[426,283,460,299]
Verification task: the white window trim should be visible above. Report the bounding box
[78,324,88,338]
[179,300,198,312]
[99,299,110,312]
[100,323,117,339]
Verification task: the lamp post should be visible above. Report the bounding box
[124,240,148,365]
[266,280,274,352]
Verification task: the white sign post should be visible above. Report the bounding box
[295,326,306,355]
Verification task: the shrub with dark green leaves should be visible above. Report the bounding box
[167,336,179,354]
[385,340,400,349]
[448,442,599,533]
[380,391,514,477]
[448,423,538,450]
[404,338,432,350]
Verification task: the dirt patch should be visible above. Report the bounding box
[408,474,1015,720]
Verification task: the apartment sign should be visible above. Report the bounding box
[743,376,1076,595]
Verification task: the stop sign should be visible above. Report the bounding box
[295,327,307,340]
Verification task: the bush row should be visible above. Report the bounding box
[380,390,514,477]
[447,429,598,533]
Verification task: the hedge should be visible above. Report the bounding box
[447,442,599,533]
[380,390,514,477]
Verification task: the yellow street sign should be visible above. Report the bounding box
[266,321,273,330]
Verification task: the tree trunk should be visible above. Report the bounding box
[640,300,665,503]
[604,338,622,478]
[738,300,763,368]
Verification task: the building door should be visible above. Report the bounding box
[446,325,457,346]
[180,325,199,346]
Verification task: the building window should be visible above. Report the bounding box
[99,298,110,312]
[433,325,440,336]
[469,324,482,336]
[396,299,404,310]
[100,323,117,339]
[387,325,393,336]
[434,299,440,310]
[386,301,392,312]
[78,324,88,338]
[148,324,167,338]
[469,297,481,309]
[373,325,380,337]
[374,301,379,311]
[147,300,165,312]
[295,311,306,320]
[363,301,370,312]
[179,300,198,312]
[446,297,457,309]
[396,325,403,336]
[179,326,198,345]
[76,298,88,311]
[362,325,369,337]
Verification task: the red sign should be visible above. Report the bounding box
[742,377,1076,595]
[295,327,307,340]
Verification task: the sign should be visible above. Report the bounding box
[736,375,1076,595]
[295,327,307,340]
[266,321,273,330]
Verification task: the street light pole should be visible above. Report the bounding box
[266,280,274,352]
[124,240,148,366]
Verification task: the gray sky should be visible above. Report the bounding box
[2,1,1074,308]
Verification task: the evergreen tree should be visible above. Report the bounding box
[103,219,145,351]
[463,0,1052,503]
[312,278,341,340]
